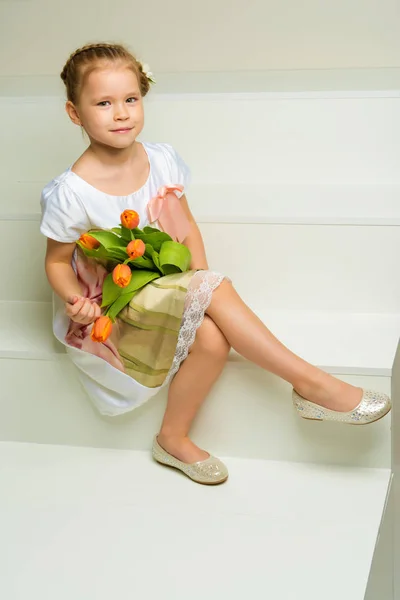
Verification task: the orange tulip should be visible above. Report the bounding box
[127,239,145,259]
[91,316,112,343]
[120,210,140,229]
[112,264,132,288]
[79,233,100,250]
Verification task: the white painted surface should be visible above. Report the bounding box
[1,0,399,74]
[0,9,397,595]
[392,342,400,600]
[186,183,400,225]
[3,181,400,226]
[395,473,400,600]
[201,223,400,313]
[249,310,400,377]
[1,96,399,185]
[0,301,60,358]
[0,223,50,301]
[1,70,400,97]
[0,300,393,467]
[2,220,400,313]
[365,477,394,600]
[1,301,398,375]
[142,98,400,185]
[0,442,391,600]
[0,359,392,466]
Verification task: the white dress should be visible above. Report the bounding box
[40,142,227,417]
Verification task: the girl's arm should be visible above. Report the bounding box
[45,239,101,324]
[45,239,82,302]
[179,195,209,270]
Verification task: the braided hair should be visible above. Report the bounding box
[60,42,151,104]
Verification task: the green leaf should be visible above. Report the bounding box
[159,241,192,273]
[76,242,108,260]
[143,245,161,272]
[134,232,173,252]
[106,246,129,260]
[89,230,124,249]
[143,244,162,273]
[151,251,161,272]
[110,227,122,236]
[160,264,180,275]
[122,270,160,294]
[127,227,135,242]
[101,273,123,307]
[106,290,139,320]
[105,271,161,318]
[143,226,162,233]
[110,226,132,244]
[127,255,156,270]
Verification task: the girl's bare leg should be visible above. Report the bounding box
[205,280,362,411]
[157,279,363,464]
[158,315,230,463]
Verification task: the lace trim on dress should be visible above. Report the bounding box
[163,270,231,386]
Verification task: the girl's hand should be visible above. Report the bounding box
[65,295,102,325]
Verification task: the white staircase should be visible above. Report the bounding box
[0,74,399,599]
[0,442,392,600]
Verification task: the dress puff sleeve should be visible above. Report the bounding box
[40,181,90,243]
[160,143,192,198]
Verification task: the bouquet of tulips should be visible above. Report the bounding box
[77,209,192,342]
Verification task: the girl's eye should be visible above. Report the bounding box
[97,98,137,106]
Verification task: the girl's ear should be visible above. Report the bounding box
[65,101,82,126]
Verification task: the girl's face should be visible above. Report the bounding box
[68,64,145,149]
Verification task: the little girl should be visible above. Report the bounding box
[40,42,391,486]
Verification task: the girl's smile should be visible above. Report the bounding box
[110,127,133,133]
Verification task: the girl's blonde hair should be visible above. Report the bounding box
[60,42,151,104]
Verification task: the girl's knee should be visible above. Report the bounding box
[191,315,230,358]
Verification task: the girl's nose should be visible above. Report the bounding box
[114,105,129,120]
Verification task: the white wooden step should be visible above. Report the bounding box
[365,479,395,600]
[1,220,400,313]
[0,301,393,467]
[1,69,400,97]
[0,356,391,467]
[0,441,391,600]
[0,94,399,184]
[2,181,400,226]
[1,301,398,376]
[0,301,61,359]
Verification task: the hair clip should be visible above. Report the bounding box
[139,61,156,84]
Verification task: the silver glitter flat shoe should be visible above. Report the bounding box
[152,436,229,485]
[292,389,391,425]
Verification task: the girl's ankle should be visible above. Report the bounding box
[158,431,188,444]
[156,433,209,464]
[293,370,329,401]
